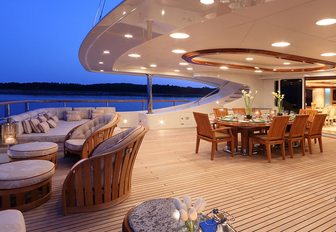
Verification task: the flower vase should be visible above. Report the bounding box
[185,220,196,232]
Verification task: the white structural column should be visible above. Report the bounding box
[147,74,153,114]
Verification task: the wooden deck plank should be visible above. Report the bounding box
[22,128,336,231]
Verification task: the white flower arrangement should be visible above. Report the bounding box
[174,196,206,232]
[241,89,257,115]
[272,90,285,114]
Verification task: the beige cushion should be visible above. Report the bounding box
[44,112,54,120]
[65,139,85,152]
[29,119,41,133]
[38,122,50,133]
[92,125,145,157]
[215,131,231,139]
[22,120,32,134]
[73,107,94,119]
[51,115,59,123]
[47,119,57,128]
[0,210,26,232]
[38,115,47,122]
[91,109,104,119]
[8,142,58,158]
[65,111,81,121]
[0,160,55,189]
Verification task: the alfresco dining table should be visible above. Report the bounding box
[215,118,292,154]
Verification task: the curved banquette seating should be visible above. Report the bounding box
[62,125,148,215]
[64,113,120,159]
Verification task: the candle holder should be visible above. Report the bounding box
[1,118,17,146]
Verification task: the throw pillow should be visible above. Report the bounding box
[51,115,59,123]
[38,121,50,133]
[44,112,54,120]
[22,120,33,134]
[91,109,104,119]
[29,118,41,133]
[47,119,57,128]
[38,115,48,122]
[65,111,81,121]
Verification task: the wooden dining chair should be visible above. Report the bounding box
[213,108,228,118]
[232,108,246,115]
[299,109,317,128]
[193,112,235,160]
[249,116,289,162]
[304,114,327,154]
[285,114,309,158]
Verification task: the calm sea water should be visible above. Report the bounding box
[0,94,198,118]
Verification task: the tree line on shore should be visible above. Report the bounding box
[0,82,216,97]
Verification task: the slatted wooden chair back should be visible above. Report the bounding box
[213,108,228,118]
[299,109,318,124]
[81,114,120,159]
[267,116,290,140]
[232,108,246,115]
[62,126,148,215]
[308,114,327,136]
[289,114,309,138]
[193,112,213,139]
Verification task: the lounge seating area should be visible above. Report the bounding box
[9,107,116,147]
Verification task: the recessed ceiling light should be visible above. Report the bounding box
[254,66,260,69]
[200,0,214,5]
[254,70,263,73]
[98,61,104,64]
[187,67,193,71]
[170,33,190,39]
[316,18,336,26]
[174,69,180,72]
[220,66,229,70]
[172,49,186,54]
[283,62,291,65]
[179,62,189,66]
[124,34,133,38]
[122,11,126,15]
[321,52,336,57]
[246,57,254,61]
[273,68,277,71]
[150,64,157,68]
[140,66,147,70]
[161,9,165,16]
[100,70,104,72]
[272,41,290,47]
[128,53,141,58]
[103,50,110,54]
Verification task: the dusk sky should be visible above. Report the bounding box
[0,0,207,88]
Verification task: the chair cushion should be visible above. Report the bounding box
[91,109,105,119]
[0,160,55,189]
[65,139,85,152]
[51,115,59,123]
[91,126,145,157]
[38,115,48,122]
[0,209,26,232]
[47,119,57,128]
[8,142,58,158]
[214,131,231,139]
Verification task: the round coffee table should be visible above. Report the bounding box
[8,142,58,165]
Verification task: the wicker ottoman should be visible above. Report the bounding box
[0,160,55,211]
[0,209,26,232]
[8,142,58,165]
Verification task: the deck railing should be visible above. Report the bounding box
[0,99,190,120]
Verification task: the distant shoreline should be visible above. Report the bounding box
[0,82,215,98]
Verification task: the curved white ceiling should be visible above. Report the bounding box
[79,0,336,85]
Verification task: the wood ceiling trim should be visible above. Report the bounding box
[182,48,336,73]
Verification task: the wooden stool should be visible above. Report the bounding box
[8,142,58,166]
[0,160,55,211]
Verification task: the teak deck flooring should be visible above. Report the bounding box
[24,128,336,231]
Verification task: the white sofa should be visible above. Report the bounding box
[9,107,116,147]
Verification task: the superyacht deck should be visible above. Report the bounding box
[24,128,336,232]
